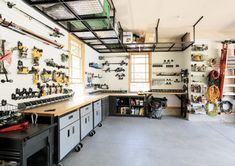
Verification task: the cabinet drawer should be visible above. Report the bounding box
[80,104,92,117]
[93,100,101,110]
[59,111,79,130]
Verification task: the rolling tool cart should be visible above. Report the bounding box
[0,100,55,166]
[0,123,55,166]
[57,110,82,166]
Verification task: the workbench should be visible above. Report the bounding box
[21,92,188,165]
[23,92,188,118]
[0,124,55,166]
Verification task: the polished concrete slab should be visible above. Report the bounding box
[62,116,235,166]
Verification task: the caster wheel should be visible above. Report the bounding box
[75,146,80,152]
[89,132,94,137]
[79,143,83,148]
[98,123,102,127]
[57,163,63,166]
[92,130,96,135]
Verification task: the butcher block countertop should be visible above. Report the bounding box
[23,93,142,117]
[23,91,186,117]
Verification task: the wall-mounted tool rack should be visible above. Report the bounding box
[23,0,203,53]
[0,14,64,49]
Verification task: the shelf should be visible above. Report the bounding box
[224,84,235,87]
[223,92,235,96]
[23,0,204,53]
[225,76,235,79]
[191,82,207,85]
[191,61,206,63]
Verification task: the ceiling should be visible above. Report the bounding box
[113,0,235,40]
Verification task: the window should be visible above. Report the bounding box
[129,53,151,92]
[69,34,84,84]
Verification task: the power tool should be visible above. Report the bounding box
[32,47,43,66]
[40,68,52,83]
[17,60,29,74]
[17,41,28,58]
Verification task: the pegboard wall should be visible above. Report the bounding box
[0,0,102,104]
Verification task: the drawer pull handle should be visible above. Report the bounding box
[85,107,89,110]
[67,129,70,137]
[72,126,75,134]
[68,115,73,119]
[85,118,87,124]
[88,116,89,122]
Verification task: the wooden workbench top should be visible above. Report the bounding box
[23,94,107,117]
[23,92,186,117]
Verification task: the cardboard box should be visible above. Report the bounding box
[145,33,155,42]
[123,32,133,43]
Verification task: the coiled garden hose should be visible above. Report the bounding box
[206,102,219,116]
[219,101,233,114]
[208,85,220,102]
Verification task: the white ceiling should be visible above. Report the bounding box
[112,0,235,40]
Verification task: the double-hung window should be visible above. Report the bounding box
[68,34,84,84]
[129,53,151,92]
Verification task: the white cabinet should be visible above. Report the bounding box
[93,100,102,127]
[59,111,80,160]
[80,104,93,140]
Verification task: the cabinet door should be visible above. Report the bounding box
[94,109,102,127]
[71,120,80,147]
[87,112,93,133]
[81,116,89,139]
[60,125,73,160]
[60,120,80,160]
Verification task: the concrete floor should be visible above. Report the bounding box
[62,116,235,166]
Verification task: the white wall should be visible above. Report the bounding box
[84,45,102,93]
[151,51,189,107]
[101,53,129,90]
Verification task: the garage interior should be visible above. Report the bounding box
[0,0,234,166]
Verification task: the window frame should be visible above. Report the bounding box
[128,53,152,92]
[68,33,85,84]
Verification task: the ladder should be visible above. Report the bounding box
[219,41,235,99]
